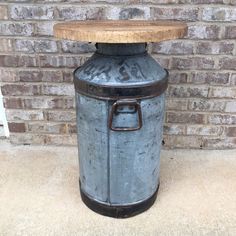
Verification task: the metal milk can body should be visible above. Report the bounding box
[74,43,168,218]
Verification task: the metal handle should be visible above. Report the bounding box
[108,99,142,131]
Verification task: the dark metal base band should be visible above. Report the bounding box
[80,184,159,218]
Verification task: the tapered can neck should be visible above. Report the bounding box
[95,43,147,56]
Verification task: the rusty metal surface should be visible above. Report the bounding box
[75,43,167,207]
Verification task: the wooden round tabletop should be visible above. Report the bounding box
[54,20,187,43]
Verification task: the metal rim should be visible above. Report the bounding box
[73,70,168,101]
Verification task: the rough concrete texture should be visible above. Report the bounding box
[0,140,236,236]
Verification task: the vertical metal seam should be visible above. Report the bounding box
[107,100,111,204]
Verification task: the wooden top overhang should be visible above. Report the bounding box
[54,20,188,43]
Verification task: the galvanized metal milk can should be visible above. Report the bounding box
[74,43,168,218]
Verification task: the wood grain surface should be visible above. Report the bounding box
[54,20,187,43]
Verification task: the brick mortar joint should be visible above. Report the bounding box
[4,3,236,7]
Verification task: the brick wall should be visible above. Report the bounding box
[0,1,235,149]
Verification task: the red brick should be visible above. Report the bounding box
[225,26,236,39]
[6,110,44,121]
[0,55,37,67]
[225,101,236,113]
[167,85,208,98]
[39,55,89,68]
[225,127,236,137]
[151,7,199,21]
[19,70,63,82]
[34,22,55,36]
[166,99,188,111]
[19,71,42,82]
[180,0,224,3]
[171,57,215,70]
[0,69,18,82]
[44,134,77,146]
[45,110,76,122]
[202,138,236,149]
[202,7,236,21]
[3,98,23,109]
[63,70,74,83]
[167,112,205,124]
[72,0,175,2]
[10,5,54,20]
[1,84,41,96]
[23,97,63,109]
[63,97,75,109]
[23,97,74,109]
[167,72,188,84]
[209,87,236,98]
[152,56,170,69]
[219,57,236,70]
[68,123,77,134]
[9,133,46,145]
[27,122,67,134]
[8,122,26,133]
[142,0,177,3]
[163,135,203,149]
[208,114,236,125]
[61,41,96,54]
[0,39,13,52]
[230,0,236,5]
[56,6,105,20]
[196,41,234,55]
[41,71,63,82]
[15,39,58,53]
[163,124,185,135]
[110,7,151,20]
[186,125,222,136]
[189,72,230,85]
[0,5,8,19]
[231,74,236,85]
[42,84,74,96]
[0,23,34,36]
[152,41,194,55]
[189,100,225,112]
[187,25,220,39]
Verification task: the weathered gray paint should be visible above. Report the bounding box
[76,93,109,202]
[109,95,165,205]
[74,43,167,86]
[75,43,167,206]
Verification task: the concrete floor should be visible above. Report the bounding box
[0,140,236,236]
